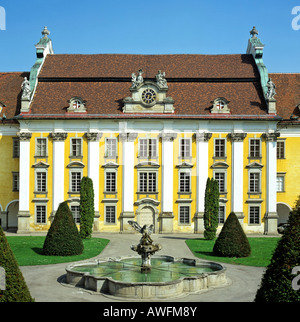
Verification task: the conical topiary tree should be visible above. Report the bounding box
[255,208,300,302]
[43,201,84,256]
[213,212,251,257]
[0,226,34,302]
[80,176,95,239]
[204,177,219,240]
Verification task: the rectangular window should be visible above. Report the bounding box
[106,172,116,192]
[218,205,225,224]
[105,205,116,224]
[139,138,157,158]
[179,206,190,224]
[214,172,225,192]
[276,175,285,192]
[179,172,190,192]
[180,138,191,158]
[71,138,82,157]
[71,172,82,193]
[36,172,47,192]
[71,205,80,224]
[249,139,260,158]
[36,205,47,224]
[36,138,47,157]
[214,139,225,157]
[13,138,20,158]
[106,138,117,157]
[277,141,285,159]
[249,206,260,224]
[139,172,157,193]
[249,172,260,193]
[12,172,19,192]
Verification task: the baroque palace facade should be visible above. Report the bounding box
[0,27,299,234]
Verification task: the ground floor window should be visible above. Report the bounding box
[218,205,225,224]
[105,205,116,224]
[36,205,47,224]
[179,205,190,224]
[249,206,260,224]
[71,205,80,224]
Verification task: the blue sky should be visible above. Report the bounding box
[0,0,299,72]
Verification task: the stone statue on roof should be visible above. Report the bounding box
[21,77,31,100]
[266,78,276,99]
[131,69,144,88]
[156,70,168,88]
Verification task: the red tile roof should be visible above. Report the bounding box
[0,72,29,119]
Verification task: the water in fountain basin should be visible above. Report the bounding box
[71,258,217,283]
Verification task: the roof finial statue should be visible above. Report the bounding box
[250,26,259,38]
[266,78,276,99]
[156,70,168,88]
[21,77,31,100]
[42,26,50,39]
[131,69,144,88]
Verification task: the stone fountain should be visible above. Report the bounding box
[128,221,162,273]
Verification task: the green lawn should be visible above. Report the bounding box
[6,236,110,266]
[185,237,280,267]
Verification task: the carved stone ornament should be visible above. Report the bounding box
[85,132,103,142]
[17,132,32,141]
[263,132,280,142]
[50,132,68,141]
[228,132,247,142]
[160,132,177,142]
[119,132,138,142]
[131,69,144,89]
[194,132,212,142]
[211,98,230,114]
[156,70,168,89]
[266,78,276,99]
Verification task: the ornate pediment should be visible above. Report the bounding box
[123,69,174,114]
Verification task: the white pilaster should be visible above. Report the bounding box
[17,132,32,233]
[86,132,102,216]
[265,132,279,234]
[51,132,67,215]
[230,132,247,221]
[121,132,137,214]
[18,132,32,212]
[195,132,211,233]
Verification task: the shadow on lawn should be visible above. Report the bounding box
[31,247,44,255]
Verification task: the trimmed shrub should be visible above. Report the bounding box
[0,226,34,302]
[204,177,219,240]
[43,201,84,256]
[213,212,251,257]
[255,208,300,302]
[80,176,95,239]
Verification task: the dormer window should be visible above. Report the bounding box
[211,98,230,114]
[68,97,86,113]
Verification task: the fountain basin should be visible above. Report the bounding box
[65,255,228,299]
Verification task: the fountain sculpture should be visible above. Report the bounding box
[128,221,162,273]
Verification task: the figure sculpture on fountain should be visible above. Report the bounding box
[128,221,162,272]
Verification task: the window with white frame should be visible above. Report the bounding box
[139,138,157,158]
[249,139,261,158]
[249,172,260,193]
[180,138,191,158]
[277,140,285,159]
[179,205,190,224]
[71,138,82,157]
[36,138,47,157]
[214,139,226,157]
[12,172,19,192]
[70,171,82,193]
[36,171,47,193]
[139,172,157,193]
[249,206,260,224]
[106,138,117,157]
[13,138,20,158]
[106,171,116,192]
[36,205,47,224]
[105,205,116,224]
[276,174,285,192]
[218,205,225,224]
[214,172,226,193]
[71,205,80,224]
[179,171,190,193]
